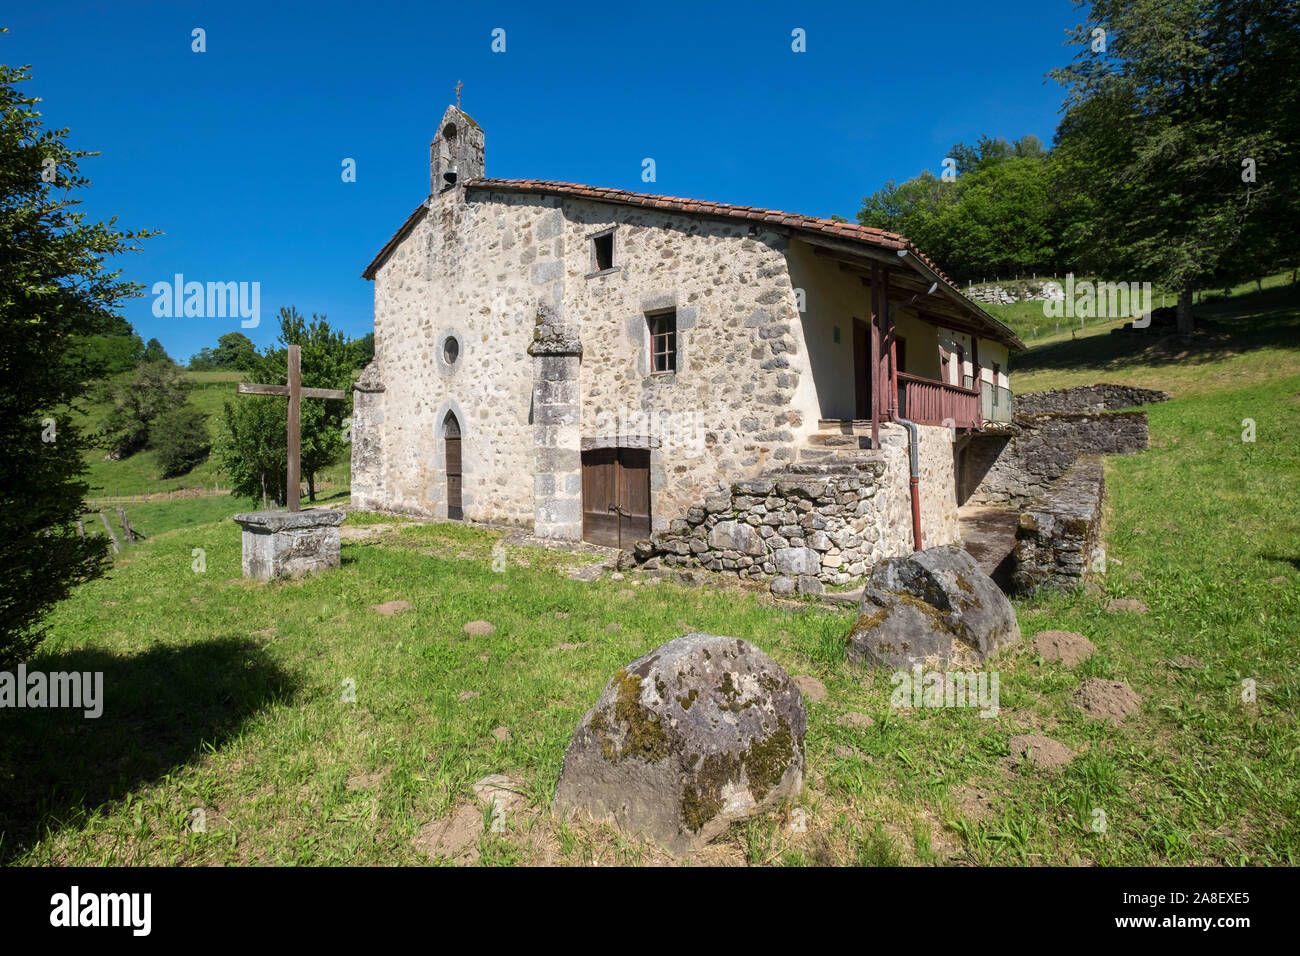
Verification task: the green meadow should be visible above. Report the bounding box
[3,281,1297,866]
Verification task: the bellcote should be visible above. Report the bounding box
[430,104,485,195]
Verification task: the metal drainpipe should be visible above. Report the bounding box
[889,252,938,552]
[888,354,923,552]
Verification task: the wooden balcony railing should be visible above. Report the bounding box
[896,373,982,429]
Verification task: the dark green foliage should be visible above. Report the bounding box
[150,404,210,478]
[348,331,374,368]
[858,144,1062,282]
[1050,0,1300,330]
[142,337,169,364]
[0,53,155,666]
[68,313,144,377]
[100,359,189,457]
[215,390,288,509]
[188,331,259,371]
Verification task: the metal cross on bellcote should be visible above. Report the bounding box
[237,344,347,512]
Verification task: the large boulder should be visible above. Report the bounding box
[847,545,1021,668]
[553,633,806,855]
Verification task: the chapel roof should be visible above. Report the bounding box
[361,178,1024,350]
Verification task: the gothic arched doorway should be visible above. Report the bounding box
[443,411,462,520]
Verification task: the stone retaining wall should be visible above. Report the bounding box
[961,410,1147,507]
[1016,383,1172,415]
[1012,456,1105,593]
[635,460,899,593]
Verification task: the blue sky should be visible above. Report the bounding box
[5,0,1082,362]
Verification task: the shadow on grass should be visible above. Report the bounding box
[1262,554,1300,573]
[0,637,299,863]
[1012,283,1300,378]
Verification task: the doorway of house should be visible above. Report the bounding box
[581,447,650,548]
[444,411,462,520]
[852,317,874,420]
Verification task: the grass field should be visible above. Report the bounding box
[3,282,1297,866]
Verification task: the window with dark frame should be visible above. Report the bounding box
[592,232,614,272]
[648,311,677,373]
[992,363,1001,407]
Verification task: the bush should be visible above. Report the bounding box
[151,405,210,477]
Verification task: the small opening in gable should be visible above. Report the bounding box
[593,233,614,272]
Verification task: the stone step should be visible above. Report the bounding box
[798,446,882,463]
[806,433,870,449]
[816,419,873,436]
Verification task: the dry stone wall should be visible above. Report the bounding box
[1016,383,1172,415]
[636,463,893,591]
[962,411,1148,507]
[636,422,961,589]
[1012,455,1105,593]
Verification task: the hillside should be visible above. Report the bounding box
[75,369,351,504]
[5,278,1297,866]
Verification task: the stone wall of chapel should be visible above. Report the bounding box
[364,190,554,523]
[560,198,815,529]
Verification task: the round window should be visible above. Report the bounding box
[443,336,460,366]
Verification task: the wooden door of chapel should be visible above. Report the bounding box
[581,447,650,548]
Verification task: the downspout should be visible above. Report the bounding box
[888,251,939,552]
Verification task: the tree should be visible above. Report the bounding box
[1051,0,1300,332]
[100,359,189,457]
[215,388,287,509]
[263,308,354,501]
[69,313,145,376]
[216,307,355,506]
[0,52,154,666]
[151,405,210,477]
[348,331,374,369]
[142,337,170,363]
[213,331,259,371]
[857,147,1062,283]
[931,158,1057,280]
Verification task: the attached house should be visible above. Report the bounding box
[351,105,1025,586]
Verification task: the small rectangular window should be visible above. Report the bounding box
[592,232,614,272]
[648,311,677,373]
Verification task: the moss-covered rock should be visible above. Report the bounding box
[846,545,1021,668]
[553,633,806,855]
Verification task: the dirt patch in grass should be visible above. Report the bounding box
[369,600,411,616]
[1071,678,1142,725]
[1032,630,1097,667]
[1008,733,1075,770]
[414,804,482,861]
[1106,598,1149,614]
[345,771,386,791]
[953,785,997,822]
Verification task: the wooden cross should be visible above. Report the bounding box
[455,79,464,109]
[237,344,347,512]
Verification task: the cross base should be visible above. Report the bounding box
[233,508,346,581]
